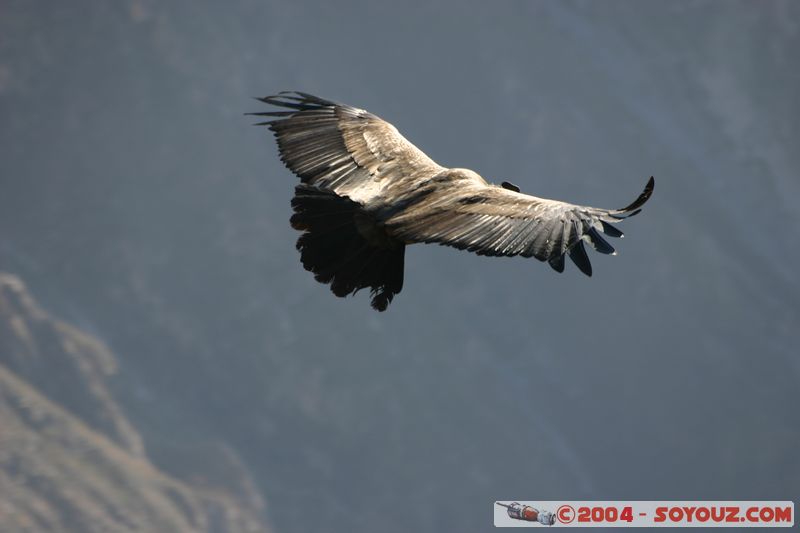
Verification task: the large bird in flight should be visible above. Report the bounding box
[251,92,654,311]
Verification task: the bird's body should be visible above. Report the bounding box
[251,92,654,311]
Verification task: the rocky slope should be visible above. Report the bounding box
[0,273,270,533]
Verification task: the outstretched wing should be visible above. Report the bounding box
[386,177,654,276]
[249,91,444,203]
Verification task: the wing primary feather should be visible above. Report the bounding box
[246,111,298,117]
[587,227,616,255]
[600,220,624,238]
[615,176,655,214]
[568,240,592,277]
[257,98,310,110]
[548,253,565,273]
[610,208,641,220]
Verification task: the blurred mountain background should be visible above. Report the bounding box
[0,1,798,532]
[0,274,267,532]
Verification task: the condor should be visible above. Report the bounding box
[251,92,654,311]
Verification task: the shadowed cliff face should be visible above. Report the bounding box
[0,273,144,457]
[0,273,271,533]
[0,2,798,533]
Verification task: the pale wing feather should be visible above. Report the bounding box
[386,177,654,275]
[250,92,444,203]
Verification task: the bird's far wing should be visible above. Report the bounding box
[249,92,445,202]
[386,177,655,276]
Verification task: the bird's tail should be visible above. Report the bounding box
[290,185,405,311]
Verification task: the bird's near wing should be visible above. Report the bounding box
[248,91,445,202]
[386,176,655,276]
